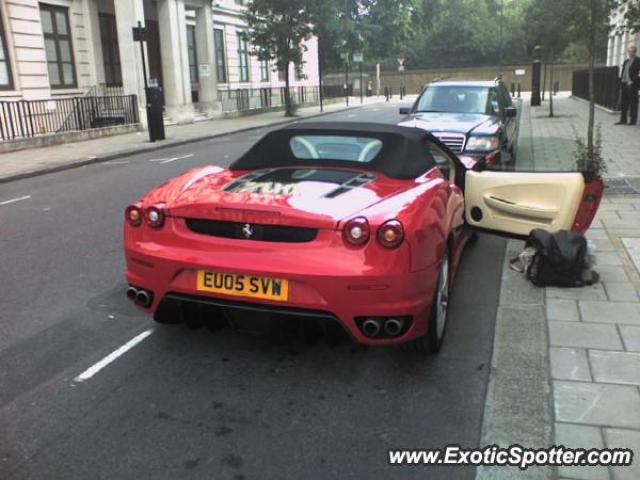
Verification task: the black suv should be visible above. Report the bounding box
[399,80,518,166]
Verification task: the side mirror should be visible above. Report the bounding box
[399,107,411,115]
[505,106,517,118]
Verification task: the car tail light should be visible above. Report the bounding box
[125,204,143,227]
[145,204,165,228]
[484,150,500,168]
[377,220,404,249]
[343,217,370,246]
[572,175,604,234]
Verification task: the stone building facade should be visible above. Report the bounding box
[0,0,319,124]
[608,2,640,69]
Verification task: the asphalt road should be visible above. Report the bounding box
[0,101,506,480]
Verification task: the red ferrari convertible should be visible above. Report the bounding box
[124,123,602,352]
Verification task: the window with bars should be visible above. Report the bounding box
[40,3,76,88]
[260,59,269,82]
[214,28,226,83]
[187,24,198,84]
[236,31,249,82]
[0,10,13,90]
[98,13,121,86]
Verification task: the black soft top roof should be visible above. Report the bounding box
[229,122,440,180]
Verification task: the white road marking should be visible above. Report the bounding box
[148,153,194,164]
[160,153,194,164]
[73,328,154,383]
[0,195,31,206]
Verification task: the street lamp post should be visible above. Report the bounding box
[397,56,406,99]
[340,43,349,107]
[353,52,364,104]
[531,45,542,107]
[345,58,350,107]
[318,40,324,112]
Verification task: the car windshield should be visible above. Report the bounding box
[289,135,384,162]
[415,86,490,114]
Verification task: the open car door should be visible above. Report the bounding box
[464,170,604,236]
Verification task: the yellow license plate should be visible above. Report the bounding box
[196,271,289,302]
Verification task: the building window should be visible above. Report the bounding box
[98,14,121,86]
[214,28,226,83]
[187,24,198,84]
[278,66,286,82]
[260,59,269,81]
[0,10,13,90]
[40,3,76,88]
[237,31,249,82]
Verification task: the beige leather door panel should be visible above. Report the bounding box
[464,171,584,236]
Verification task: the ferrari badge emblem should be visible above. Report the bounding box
[242,223,254,239]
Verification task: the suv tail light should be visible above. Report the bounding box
[145,204,166,229]
[343,217,370,246]
[377,220,404,249]
[125,204,143,227]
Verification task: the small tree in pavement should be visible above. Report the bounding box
[570,0,611,174]
[244,0,317,117]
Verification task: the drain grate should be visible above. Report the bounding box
[604,178,640,195]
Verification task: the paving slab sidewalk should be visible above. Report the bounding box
[533,96,640,480]
[480,96,640,480]
[0,96,391,184]
[548,199,640,480]
[516,93,640,184]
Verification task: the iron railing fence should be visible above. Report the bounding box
[0,94,138,142]
[85,83,125,98]
[322,84,353,98]
[572,66,620,111]
[219,86,321,113]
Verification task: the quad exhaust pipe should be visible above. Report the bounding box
[126,286,153,308]
[362,318,382,338]
[383,318,405,337]
[360,317,408,338]
[126,287,138,302]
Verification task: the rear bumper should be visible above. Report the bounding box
[124,229,438,345]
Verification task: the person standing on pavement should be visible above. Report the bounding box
[616,45,640,125]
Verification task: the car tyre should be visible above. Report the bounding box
[408,248,450,355]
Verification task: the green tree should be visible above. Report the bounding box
[243,0,318,116]
[364,0,421,65]
[569,0,611,174]
[622,0,640,32]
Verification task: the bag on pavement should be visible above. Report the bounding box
[510,229,599,288]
